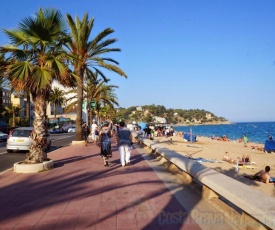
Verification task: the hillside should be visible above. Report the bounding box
[116,105,229,125]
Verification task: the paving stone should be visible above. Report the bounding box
[0,138,201,229]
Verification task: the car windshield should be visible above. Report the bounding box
[13,130,31,137]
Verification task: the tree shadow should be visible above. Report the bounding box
[0,138,272,229]
[54,154,99,168]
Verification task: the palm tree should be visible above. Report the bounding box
[65,73,119,125]
[0,54,9,89]
[65,13,127,141]
[94,83,119,123]
[0,8,77,163]
[48,87,66,118]
[1,104,23,127]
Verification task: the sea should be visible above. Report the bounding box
[174,121,275,144]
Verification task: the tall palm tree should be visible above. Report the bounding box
[48,87,65,118]
[0,8,77,163]
[1,104,23,127]
[65,13,127,141]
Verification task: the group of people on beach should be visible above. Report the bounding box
[211,134,230,141]
[221,151,275,184]
[82,120,133,167]
[222,152,251,165]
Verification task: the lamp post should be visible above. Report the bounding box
[190,122,193,143]
[85,76,99,127]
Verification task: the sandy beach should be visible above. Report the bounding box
[152,134,275,197]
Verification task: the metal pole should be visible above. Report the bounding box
[190,126,192,143]
[86,100,88,127]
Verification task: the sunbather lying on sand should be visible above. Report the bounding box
[222,152,233,163]
[245,166,275,183]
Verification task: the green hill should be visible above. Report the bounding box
[116,105,229,125]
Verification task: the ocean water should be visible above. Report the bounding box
[174,122,275,144]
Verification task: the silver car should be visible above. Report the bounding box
[6,127,51,153]
[67,126,76,133]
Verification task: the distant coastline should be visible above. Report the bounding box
[173,121,233,127]
[174,121,275,144]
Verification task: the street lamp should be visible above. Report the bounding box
[85,76,99,127]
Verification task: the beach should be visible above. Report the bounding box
[152,134,275,197]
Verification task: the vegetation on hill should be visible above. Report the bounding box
[116,104,229,125]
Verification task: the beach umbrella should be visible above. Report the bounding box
[138,122,147,130]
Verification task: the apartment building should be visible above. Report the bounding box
[0,88,11,108]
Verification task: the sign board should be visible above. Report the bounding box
[90,101,96,108]
[82,101,86,110]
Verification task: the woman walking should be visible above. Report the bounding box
[98,121,112,166]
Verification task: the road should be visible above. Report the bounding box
[0,133,76,173]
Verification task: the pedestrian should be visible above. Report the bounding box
[116,121,133,167]
[143,125,151,138]
[243,134,248,147]
[94,127,99,145]
[91,120,98,145]
[98,121,112,166]
[82,122,90,146]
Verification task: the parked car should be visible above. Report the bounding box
[6,127,51,153]
[67,126,76,133]
[0,131,8,141]
[49,127,66,134]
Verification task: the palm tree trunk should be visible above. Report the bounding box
[54,103,56,118]
[12,113,15,127]
[76,68,84,141]
[25,93,47,163]
[26,93,31,126]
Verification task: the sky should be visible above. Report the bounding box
[1,0,275,122]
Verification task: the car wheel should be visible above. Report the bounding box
[7,149,13,153]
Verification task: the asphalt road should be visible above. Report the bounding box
[0,133,76,173]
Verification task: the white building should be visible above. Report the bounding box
[153,116,167,124]
[136,106,143,111]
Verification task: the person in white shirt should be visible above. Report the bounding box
[91,120,98,145]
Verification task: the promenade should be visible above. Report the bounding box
[0,139,221,230]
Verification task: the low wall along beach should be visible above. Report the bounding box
[135,133,275,229]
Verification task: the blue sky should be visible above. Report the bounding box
[1,0,275,122]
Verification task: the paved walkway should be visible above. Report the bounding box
[0,139,202,230]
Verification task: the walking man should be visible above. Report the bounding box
[116,121,133,167]
[91,120,98,145]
